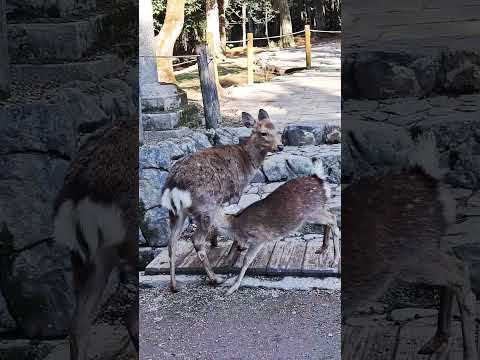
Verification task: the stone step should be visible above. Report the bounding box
[9,15,106,63]
[142,110,182,131]
[141,83,188,112]
[11,54,123,83]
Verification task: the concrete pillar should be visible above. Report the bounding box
[139,0,159,88]
[0,0,10,99]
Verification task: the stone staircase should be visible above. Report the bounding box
[7,0,136,84]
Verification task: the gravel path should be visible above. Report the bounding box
[140,280,340,360]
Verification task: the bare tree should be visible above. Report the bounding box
[155,0,186,83]
[219,0,228,50]
[206,0,224,57]
[273,0,294,48]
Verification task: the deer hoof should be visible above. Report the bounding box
[169,283,178,293]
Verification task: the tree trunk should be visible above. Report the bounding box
[155,0,185,83]
[0,0,10,99]
[242,3,246,48]
[218,0,228,50]
[314,0,325,29]
[206,0,223,57]
[274,0,295,48]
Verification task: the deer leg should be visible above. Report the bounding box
[402,254,477,360]
[70,247,118,360]
[316,225,330,255]
[226,242,265,296]
[192,217,224,285]
[126,297,139,352]
[311,209,340,265]
[168,211,187,293]
[224,239,248,267]
[418,287,454,355]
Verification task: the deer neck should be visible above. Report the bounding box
[242,138,268,169]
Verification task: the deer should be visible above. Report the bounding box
[161,109,284,292]
[212,159,340,295]
[53,119,138,360]
[342,132,477,360]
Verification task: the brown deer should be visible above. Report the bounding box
[342,132,477,359]
[214,160,340,295]
[161,109,283,292]
[53,119,138,360]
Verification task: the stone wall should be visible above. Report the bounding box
[138,123,341,268]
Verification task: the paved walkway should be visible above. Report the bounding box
[221,40,341,130]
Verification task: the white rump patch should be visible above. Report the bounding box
[312,159,326,180]
[54,197,126,261]
[409,132,445,180]
[161,187,192,215]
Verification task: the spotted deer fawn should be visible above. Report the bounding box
[53,119,138,360]
[161,109,283,292]
[342,132,477,359]
[214,160,340,295]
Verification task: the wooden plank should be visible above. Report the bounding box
[266,241,288,274]
[210,241,233,271]
[267,240,301,275]
[178,248,203,274]
[144,241,193,275]
[233,241,277,275]
[285,240,307,275]
[303,238,337,276]
[214,241,237,271]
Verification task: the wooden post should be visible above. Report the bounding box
[247,32,254,85]
[305,24,311,69]
[196,44,221,129]
[207,31,222,94]
[0,0,10,99]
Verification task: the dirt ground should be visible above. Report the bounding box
[140,281,340,360]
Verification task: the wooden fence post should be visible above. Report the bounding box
[247,32,254,85]
[305,24,311,69]
[207,31,222,95]
[196,44,221,129]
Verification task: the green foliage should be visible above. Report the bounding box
[226,0,277,27]
[152,0,206,53]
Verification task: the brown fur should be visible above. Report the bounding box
[216,174,339,295]
[54,119,138,359]
[163,109,283,292]
[342,166,477,359]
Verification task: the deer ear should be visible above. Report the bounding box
[258,109,270,122]
[242,112,256,128]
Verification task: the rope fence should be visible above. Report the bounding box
[226,28,341,44]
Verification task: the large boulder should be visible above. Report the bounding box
[142,207,170,248]
[139,169,168,210]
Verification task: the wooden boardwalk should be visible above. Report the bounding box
[145,235,340,277]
